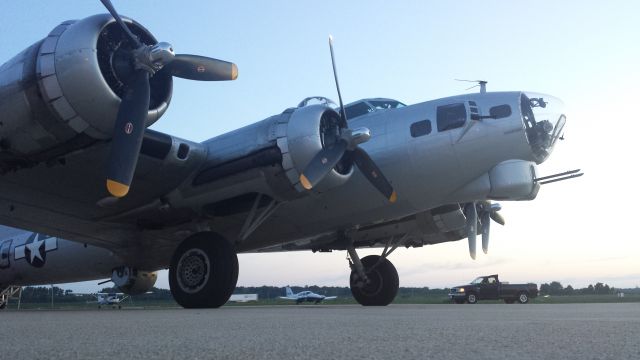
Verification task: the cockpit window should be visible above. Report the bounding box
[489,105,512,119]
[368,100,405,110]
[344,98,406,120]
[345,102,373,120]
[410,120,432,137]
[437,103,467,131]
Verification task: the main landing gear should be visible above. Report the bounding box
[347,240,400,306]
[169,232,238,308]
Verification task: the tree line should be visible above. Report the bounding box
[538,281,620,296]
[13,282,637,303]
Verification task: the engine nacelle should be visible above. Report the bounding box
[111,266,157,295]
[191,104,354,202]
[0,14,171,165]
[277,105,354,193]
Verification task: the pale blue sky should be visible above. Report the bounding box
[1,1,639,292]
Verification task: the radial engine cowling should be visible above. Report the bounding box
[278,105,354,193]
[0,14,172,159]
[111,267,158,295]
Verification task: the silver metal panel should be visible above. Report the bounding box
[276,137,289,154]
[50,97,77,121]
[67,116,90,133]
[40,75,63,100]
[48,24,69,37]
[37,53,56,77]
[488,160,537,200]
[275,123,287,138]
[39,37,58,55]
[285,168,300,185]
[0,61,23,87]
[281,152,294,171]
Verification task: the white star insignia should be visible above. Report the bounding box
[26,238,45,263]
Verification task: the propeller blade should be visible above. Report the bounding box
[106,70,150,197]
[99,0,141,47]
[169,54,238,81]
[351,147,397,203]
[481,210,490,254]
[299,140,348,190]
[490,211,505,226]
[328,35,347,126]
[465,203,477,260]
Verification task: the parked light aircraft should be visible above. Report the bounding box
[279,287,337,304]
[92,292,129,309]
[0,1,581,308]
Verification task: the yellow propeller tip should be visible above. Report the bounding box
[106,179,130,198]
[389,191,398,203]
[231,64,238,80]
[299,174,313,190]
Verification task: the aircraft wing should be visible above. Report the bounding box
[278,297,297,300]
[323,296,337,300]
[0,130,203,242]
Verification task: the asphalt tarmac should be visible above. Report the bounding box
[2,303,639,359]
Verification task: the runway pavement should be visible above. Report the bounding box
[2,303,639,359]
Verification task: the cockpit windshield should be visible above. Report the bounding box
[368,99,405,110]
[344,98,406,120]
[521,92,566,163]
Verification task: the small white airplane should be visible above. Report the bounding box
[279,287,337,304]
[91,292,129,309]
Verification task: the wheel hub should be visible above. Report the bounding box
[357,269,383,296]
[176,249,210,294]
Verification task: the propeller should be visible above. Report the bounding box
[298,36,397,203]
[99,0,238,197]
[465,203,478,260]
[464,201,504,259]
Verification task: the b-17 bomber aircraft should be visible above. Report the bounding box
[279,287,337,304]
[0,1,581,309]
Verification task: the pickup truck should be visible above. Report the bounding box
[448,274,538,304]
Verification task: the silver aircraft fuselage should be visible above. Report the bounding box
[0,89,565,287]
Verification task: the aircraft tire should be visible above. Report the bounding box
[169,232,239,309]
[350,255,399,306]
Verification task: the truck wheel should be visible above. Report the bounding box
[466,293,478,304]
[517,292,529,304]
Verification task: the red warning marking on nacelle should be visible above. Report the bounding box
[124,122,133,135]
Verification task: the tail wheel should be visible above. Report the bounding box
[466,293,478,304]
[518,292,529,304]
[350,255,399,306]
[169,232,239,308]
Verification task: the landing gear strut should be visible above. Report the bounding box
[169,232,238,308]
[346,239,400,306]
